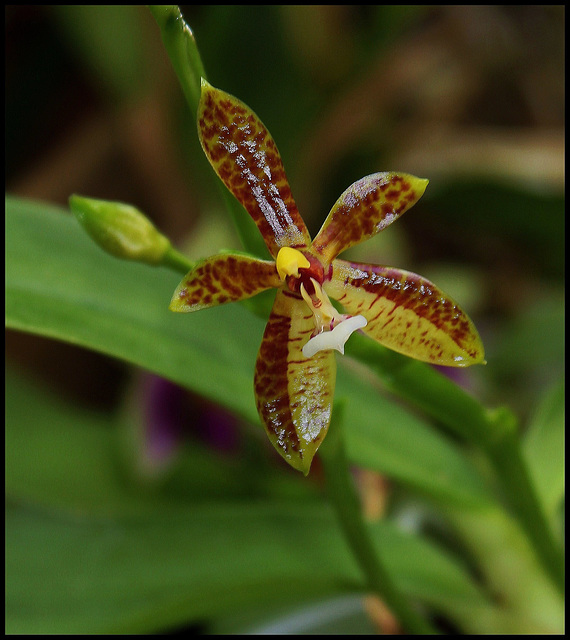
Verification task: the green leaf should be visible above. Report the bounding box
[5,366,308,513]
[6,367,132,512]
[446,504,564,633]
[4,366,551,634]
[8,497,511,635]
[337,369,491,507]
[6,197,259,423]
[5,499,357,634]
[5,196,493,508]
[209,596,377,635]
[523,378,565,523]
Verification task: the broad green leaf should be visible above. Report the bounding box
[4,368,552,634]
[215,591,554,635]
[5,196,493,507]
[6,367,136,512]
[337,370,489,507]
[7,498,511,635]
[5,500,359,635]
[6,197,259,423]
[5,367,311,513]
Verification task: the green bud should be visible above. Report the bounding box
[69,195,171,264]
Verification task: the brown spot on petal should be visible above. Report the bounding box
[169,254,280,312]
[325,259,485,366]
[254,291,336,473]
[198,81,312,257]
[312,172,429,263]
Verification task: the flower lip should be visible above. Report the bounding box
[302,315,368,358]
[299,274,368,357]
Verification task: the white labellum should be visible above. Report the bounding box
[302,315,368,358]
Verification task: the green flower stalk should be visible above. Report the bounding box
[148,5,205,119]
[69,195,192,273]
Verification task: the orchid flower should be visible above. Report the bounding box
[170,79,485,474]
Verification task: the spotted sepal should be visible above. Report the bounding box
[325,259,485,366]
[198,80,312,258]
[254,289,337,474]
[169,253,280,312]
[311,172,428,263]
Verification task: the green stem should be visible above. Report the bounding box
[484,413,565,594]
[320,403,439,635]
[148,5,205,119]
[162,245,195,274]
[348,335,564,595]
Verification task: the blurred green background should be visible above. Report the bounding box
[5,5,564,634]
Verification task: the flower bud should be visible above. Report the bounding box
[69,195,170,264]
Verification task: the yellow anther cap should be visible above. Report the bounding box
[276,247,310,280]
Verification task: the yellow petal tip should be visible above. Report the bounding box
[410,175,429,197]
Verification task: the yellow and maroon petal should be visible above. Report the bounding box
[311,173,428,263]
[254,289,336,474]
[325,259,485,366]
[169,253,280,312]
[198,80,312,257]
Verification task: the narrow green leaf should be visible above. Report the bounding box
[523,378,565,522]
[6,498,505,635]
[446,504,564,633]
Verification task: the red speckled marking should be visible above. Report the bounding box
[324,259,485,366]
[255,298,300,456]
[285,251,325,295]
[198,81,312,258]
[169,254,280,312]
[311,172,428,263]
[254,290,336,473]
